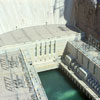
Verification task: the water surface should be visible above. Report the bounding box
[39,69,89,100]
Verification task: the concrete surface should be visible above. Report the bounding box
[0,24,80,47]
[0,0,75,34]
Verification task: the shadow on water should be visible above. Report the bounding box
[39,68,90,100]
[57,68,90,100]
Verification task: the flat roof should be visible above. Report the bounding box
[0,25,80,47]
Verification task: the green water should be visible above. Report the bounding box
[39,69,90,100]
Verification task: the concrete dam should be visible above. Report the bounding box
[0,0,100,100]
[0,0,75,34]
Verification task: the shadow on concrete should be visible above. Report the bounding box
[64,0,75,26]
[53,0,76,29]
[64,0,68,25]
[63,0,81,33]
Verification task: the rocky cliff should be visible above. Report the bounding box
[75,0,100,43]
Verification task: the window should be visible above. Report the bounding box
[49,41,51,54]
[82,54,83,64]
[35,44,37,56]
[87,59,89,69]
[54,41,56,53]
[76,49,78,59]
[40,43,42,55]
[45,42,46,54]
[93,64,96,74]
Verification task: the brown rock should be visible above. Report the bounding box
[75,0,100,41]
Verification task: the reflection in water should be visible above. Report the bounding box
[39,69,90,100]
[57,90,77,100]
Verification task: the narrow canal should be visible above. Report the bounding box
[39,69,90,100]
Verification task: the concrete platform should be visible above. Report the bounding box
[0,24,80,47]
[0,25,82,100]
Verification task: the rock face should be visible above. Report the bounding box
[75,0,100,43]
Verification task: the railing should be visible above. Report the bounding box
[20,49,48,100]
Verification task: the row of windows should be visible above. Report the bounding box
[76,49,96,75]
[34,41,56,56]
[87,59,96,75]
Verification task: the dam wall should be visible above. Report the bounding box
[0,0,64,34]
[0,0,75,34]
